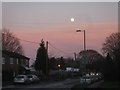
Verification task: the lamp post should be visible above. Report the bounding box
[58,64,61,80]
[76,30,86,51]
[58,64,61,69]
[76,30,87,74]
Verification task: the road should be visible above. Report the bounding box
[2,78,80,90]
[88,80,104,88]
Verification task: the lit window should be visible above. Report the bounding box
[10,58,14,64]
[2,57,5,64]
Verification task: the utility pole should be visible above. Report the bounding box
[74,52,76,61]
[46,41,48,76]
[72,52,76,77]
[83,30,86,51]
[46,41,48,53]
[74,52,76,68]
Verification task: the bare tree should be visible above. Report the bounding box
[2,28,24,55]
[102,32,120,60]
[102,32,120,81]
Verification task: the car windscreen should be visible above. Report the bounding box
[82,76,90,79]
[16,76,25,78]
[28,76,32,78]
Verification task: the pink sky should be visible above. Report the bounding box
[3,2,118,65]
[12,22,118,65]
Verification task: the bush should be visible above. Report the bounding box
[2,70,13,81]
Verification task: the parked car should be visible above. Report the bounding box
[27,75,40,83]
[14,75,30,84]
[80,75,94,84]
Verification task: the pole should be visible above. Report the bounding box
[76,30,86,74]
[76,30,86,51]
[72,52,76,77]
[83,30,87,74]
[46,41,48,76]
[46,41,48,53]
[74,52,76,61]
[84,30,86,51]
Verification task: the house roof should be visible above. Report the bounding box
[2,50,30,60]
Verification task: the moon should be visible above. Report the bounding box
[71,18,74,22]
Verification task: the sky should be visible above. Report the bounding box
[2,2,118,65]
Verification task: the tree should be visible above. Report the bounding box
[2,28,24,55]
[59,57,66,70]
[102,32,120,81]
[49,57,58,70]
[34,39,49,75]
[77,49,105,72]
[102,32,120,61]
[102,53,118,81]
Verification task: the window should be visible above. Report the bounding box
[17,58,19,64]
[21,59,23,65]
[26,60,29,65]
[2,57,5,64]
[10,58,14,64]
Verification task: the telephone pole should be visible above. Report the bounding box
[46,41,48,53]
[74,52,76,61]
[46,41,48,76]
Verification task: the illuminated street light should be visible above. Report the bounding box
[58,64,61,68]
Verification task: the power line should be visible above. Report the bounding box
[48,42,73,54]
[18,38,40,44]
[18,38,75,55]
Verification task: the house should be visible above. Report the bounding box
[2,50,30,82]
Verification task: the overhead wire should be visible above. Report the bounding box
[48,42,73,54]
[17,38,76,57]
[18,38,40,44]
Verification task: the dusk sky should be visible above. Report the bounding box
[3,2,118,65]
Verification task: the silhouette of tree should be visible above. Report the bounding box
[64,58,74,67]
[34,39,49,75]
[2,28,24,55]
[102,32,119,80]
[102,32,120,61]
[49,57,66,70]
[78,49,105,72]
[59,57,66,70]
[102,53,118,81]
[49,57,58,70]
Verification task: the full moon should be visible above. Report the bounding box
[71,18,74,22]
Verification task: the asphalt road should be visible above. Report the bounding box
[88,80,104,88]
[2,78,80,90]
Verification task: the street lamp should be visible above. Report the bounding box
[76,30,87,74]
[58,64,61,70]
[76,30,86,51]
[58,64,61,68]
